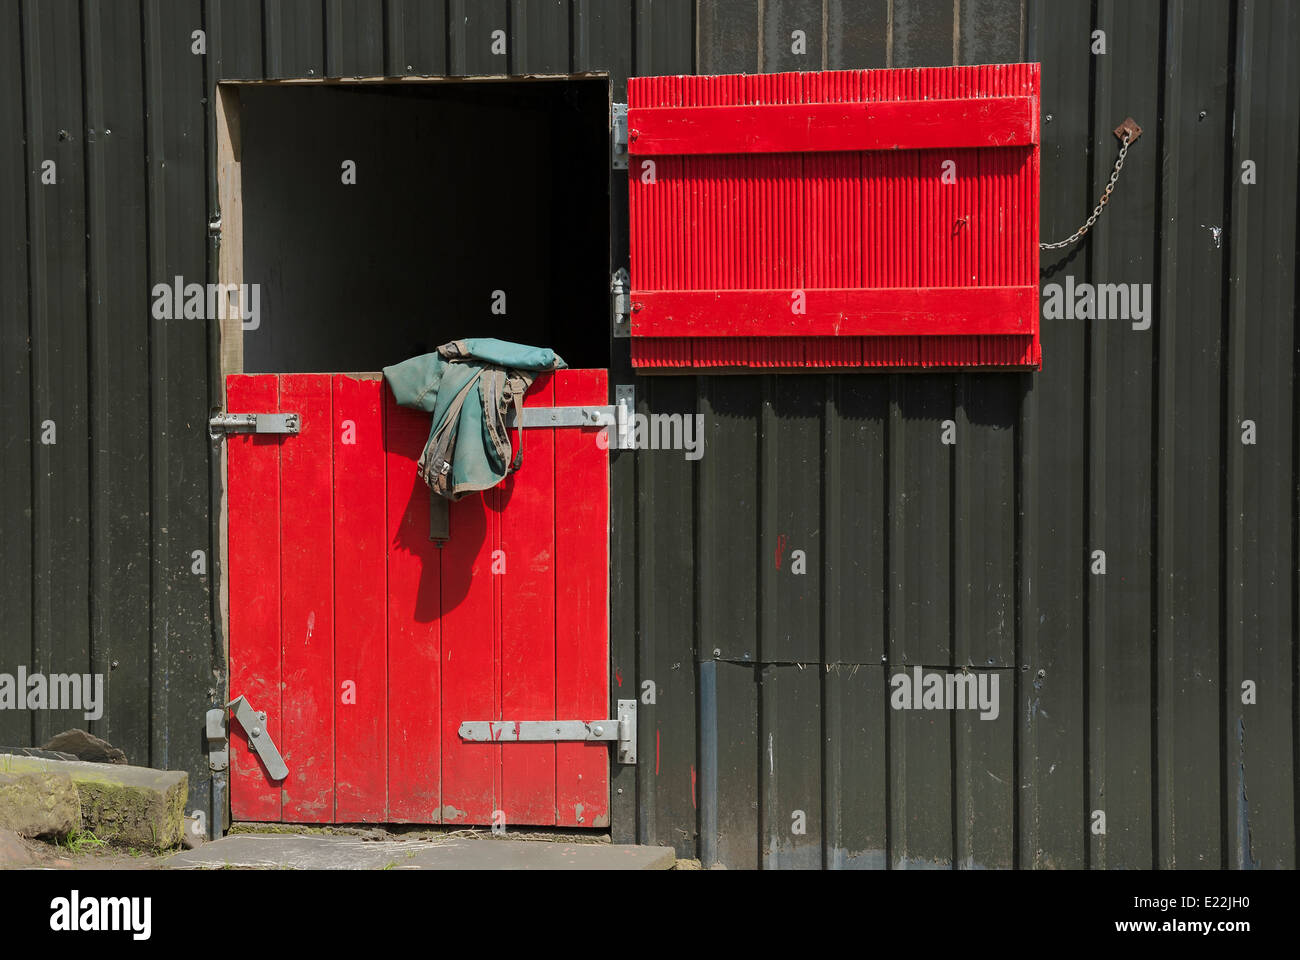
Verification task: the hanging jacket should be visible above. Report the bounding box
[383,338,567,539]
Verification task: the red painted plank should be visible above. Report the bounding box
[554,370,610,828]
[498,373,557,826]
[918,148,982,287]
[277,374,335,823]
[333,375,387,822]
[628,97,1036,156]
[863,150,919,289]
[805,152,862,290]
[631,286,1036,337]
[226,374,283,822]
[384,388,442,822]
[438,479,498,825]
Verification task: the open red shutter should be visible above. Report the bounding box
[627,64,1041,370]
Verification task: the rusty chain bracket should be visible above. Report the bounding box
[1113,116,1142,145]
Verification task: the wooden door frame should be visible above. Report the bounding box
[213,73,618,830]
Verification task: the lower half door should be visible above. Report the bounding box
[225,369,610,827]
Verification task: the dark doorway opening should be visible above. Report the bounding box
[237,78,610,373]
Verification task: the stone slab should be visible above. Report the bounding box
[0,754,186,851]
[0,770,80,839]
[166,833,676,870]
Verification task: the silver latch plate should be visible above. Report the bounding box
[209,411,300,440]
[206,707,229,772]
[611,267,630,338]
[617,698,636,765]
[614,385,635,451]
[227,695,289,781]
[612,102,628,169]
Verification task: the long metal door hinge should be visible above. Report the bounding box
[507,389,635,450]
[208,408,300,441]
[459,699,637,764]
[227,695,289,781]
[515,405,617,428]
[612,102,628,169]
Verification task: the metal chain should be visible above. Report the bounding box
[1040,133,1131,250]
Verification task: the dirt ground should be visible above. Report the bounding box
[3,833,175,870]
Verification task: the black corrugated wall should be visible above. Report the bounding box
[1,0,1296,869]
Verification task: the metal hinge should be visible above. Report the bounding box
[225,695,289,781]
[514,406,617,428]
[507,387,635,449]
[615,384,634,435]
[612,102,628,169]
[206,707,229,772]
[611,267,630,338]
[208,409,300,441]
[459,699,637,764]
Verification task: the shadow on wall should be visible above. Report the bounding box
[702,372,1024,430]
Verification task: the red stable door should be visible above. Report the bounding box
[224,369,611,828]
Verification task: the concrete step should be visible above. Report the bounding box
[166,833,676,870]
